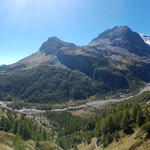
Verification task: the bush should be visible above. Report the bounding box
[128,141,142,150]
[141,122,150,137]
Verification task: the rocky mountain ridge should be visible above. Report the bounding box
[12,26,150,71]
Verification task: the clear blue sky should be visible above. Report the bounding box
[0,0,150,64]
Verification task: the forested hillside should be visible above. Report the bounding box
[42,91,150,149]
[0,66,97,103]
[1,91,150,149]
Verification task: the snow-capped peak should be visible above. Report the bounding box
[139,33,150,45]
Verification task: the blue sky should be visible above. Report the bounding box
[0,0,150,64]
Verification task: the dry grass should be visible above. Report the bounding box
[78,129,150,150]
[0,132,14,150]
[0,131,61,150]
[0,144,13,150]
[78,138,98,150]
[39,141,62,150]
[70,107,94,117]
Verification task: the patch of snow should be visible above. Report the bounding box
[139,33,150,45]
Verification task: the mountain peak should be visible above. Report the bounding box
[89,25,145,46]
[48,36,62,41]
[39,37,76,55]
[89,26,133,46]
[113,25,130,30]
[89,25,150,56]
[112,26,131,32]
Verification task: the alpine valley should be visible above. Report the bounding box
[1,26,150,150]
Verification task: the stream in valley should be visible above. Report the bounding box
[0,84,150,114]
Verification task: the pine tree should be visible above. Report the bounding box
[42,128,47,140]
[107,115,115,133]
[105,132,112,145]
[18,123,23,136]
[101,119,107,135]
[14,134,26,150]
[136,107,143,126]
[94,121,101,137]
[113,111,122,130]
[74,145,78,150]
[22,123,31,140]
[0,116,5,130]
[35,139,40,148]
[121,109,129,133]
[114,131,120,142]
[130,103,137,122]
[4,118,10,132]
[13,120,18,134]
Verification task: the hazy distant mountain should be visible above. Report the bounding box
[1,26,150,103]
[0,64,6,67]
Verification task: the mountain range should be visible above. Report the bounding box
[0,26,150,103]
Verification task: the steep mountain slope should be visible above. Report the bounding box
[13,36,75,69]
[0,66,97,103]
[0,26,150,103]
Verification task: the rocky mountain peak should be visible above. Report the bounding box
[47,36,63,43]
[89,26,150,56]
[39,36,76,55]
[98,26,131,39]
[89,26,143,46]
